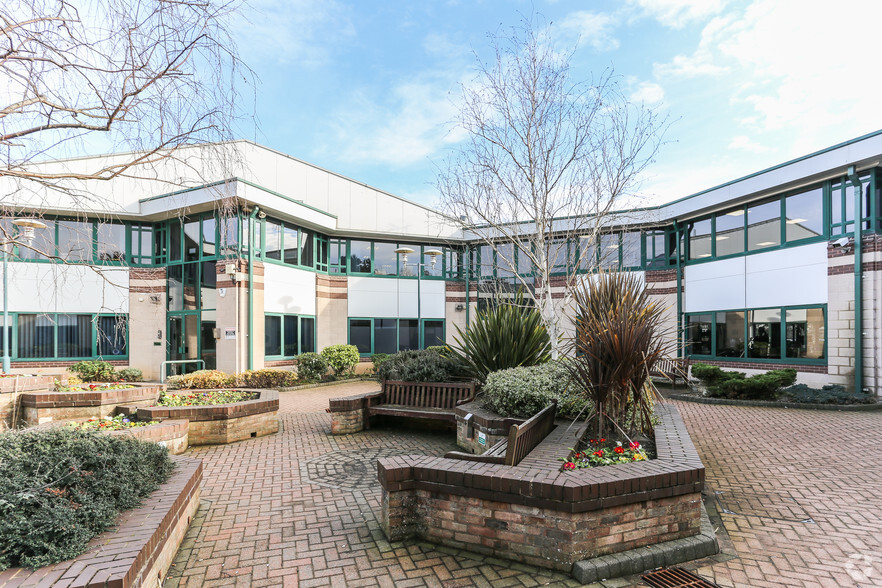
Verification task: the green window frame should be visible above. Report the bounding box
[264,314,316,359]
[4,312,129,361]
[347,317,446,356]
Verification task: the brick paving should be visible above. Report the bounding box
[165,383,882,587]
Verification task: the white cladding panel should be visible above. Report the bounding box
[684,244,827,313]
[745,243,827,308]
[263,264,317,315]
[5,264,129,313]
[347,277,445,318]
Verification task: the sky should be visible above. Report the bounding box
[231,0,882,208]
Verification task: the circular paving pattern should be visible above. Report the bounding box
[305,447,414,490]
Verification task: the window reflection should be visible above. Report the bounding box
[748,308,781,358]
[715,210,745,256]
[785,188,823,242]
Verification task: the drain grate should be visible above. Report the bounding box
[642,567,720,588]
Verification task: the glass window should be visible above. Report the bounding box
[265,221,282,260]
[96,223,125,262]
[748,308,781,359]
[57,314,91,358]
[0,315,10,357]
[518,241,534,274]
[786,308,825,359]
[184,219,200,262]
[18,314,54,358]
[97,315,127,357]
[329,239,346,273]
[644,231,668,268]
[169,221,181,262]
[58,220,92,262]
[202,217,216,257]
[265,316,282,356]
[16,218,55,260]
[784,188,823,242]
[398,319,419,351]
[622,232,642,268]
[374,318,398,354]
[495,243,515,278]
[283,315,298,356]
[201,261,217,310]
[300,229,314,268]
[167,265,183,311]
[316,236,328,272]
[422,246,443,277]
[715,311,745,357]
[300,317,315,353]
[372,242,397,276]
[131,225,153,264]
[599,234,619,268]
[547,240,569,273]
[183,263,198,311]
[153,225,167,263]
[349,319,371,354]
[283,225,299,264]
[423,320,444,348]
[686,314,713,356]
[688,219,712,260]
[578,236,595,270]
[479,245,494,278]
[747,200,781,251]
[219,216,238,257]
[445,248,461,279]
[715,210,745,257]
[349,241,372,273]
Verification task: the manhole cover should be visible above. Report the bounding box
[642,567,720,587]
[713,489,815,523]
[305,447,412,490]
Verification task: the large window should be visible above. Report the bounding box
[58,220,92,262]
[688,219,712,260]
[348,318,445,355]
[685,306,824,362]
[349,241,371,273]
[96,223,126,262]
[784,188,823,243]
[264,314,316,358]
[12,313,128,360]
[715,210,745,257]
[747,201,781,251]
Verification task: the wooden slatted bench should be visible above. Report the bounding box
[365,380,477,426]
[650,357,690,386]
[443,400,557,466]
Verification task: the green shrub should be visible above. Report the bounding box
[483,362,589,420]
[0,427,173,570]
[116,368,143,382]
[321,345,360,377]
[296,352,328,382]
[779,384,876,405]
[177,370,235,389]
[237,368,298,389]
[165,375,185,390]
[444,295,551,382]
[68,360,116,382]
[693,363,797,400]
[375,349,467,383]
[369,354,391,377]
[425,346,447,354]
[691,363,745,386]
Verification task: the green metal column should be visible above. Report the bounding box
[247,207,260,371]
[848,167,863,393]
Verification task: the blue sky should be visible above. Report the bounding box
[233,0,882,208]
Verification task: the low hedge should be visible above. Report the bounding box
[482,361,590,420]
[375,349,468,383]
[168,368,298,389]
[0,427,173,570]
[692,363,797,400]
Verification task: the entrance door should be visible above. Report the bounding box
[167,314,200,376]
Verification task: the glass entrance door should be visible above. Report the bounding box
[167,314,200,376]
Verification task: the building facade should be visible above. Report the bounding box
[2,133,881,394]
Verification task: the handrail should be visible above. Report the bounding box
[159,359,205,383]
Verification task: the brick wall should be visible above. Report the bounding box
[19,385,163,426]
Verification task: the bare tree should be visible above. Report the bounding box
[1,0,252,206]
[437,16,666,357]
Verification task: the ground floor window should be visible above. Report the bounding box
[685,305,825,362]
[3,313,128,361]
[348,318,445,355]
[265,314,316,358]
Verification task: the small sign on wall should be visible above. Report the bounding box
[224,327,237,340]
[477,431,487,446]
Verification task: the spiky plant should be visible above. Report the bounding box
[566,271,669,439]
[444,295,551,383]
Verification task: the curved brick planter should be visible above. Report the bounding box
[378,403,707,574]
[19,385,163,427]
[137,389,279,445]
[109,419,190,455]
[0,455,202,587]
[0,375,62,428]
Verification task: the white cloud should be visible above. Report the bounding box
[728,135,772,154]
[556,11,620,52]
[629,81,665,104]
[627,0,728,29]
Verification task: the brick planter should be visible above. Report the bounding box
[378,403,705,573]
[0,455,202,587]
[137,389,279,445]
[109,419,189,455]
[19,385,163,427]
[0,375,59,428]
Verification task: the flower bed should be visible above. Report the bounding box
[157,389,256,406]
[0,455,201,587]
[137,389,279,445]
[562,438,648,470]
[19,384,163,427]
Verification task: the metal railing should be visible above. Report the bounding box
[159,359,205,383]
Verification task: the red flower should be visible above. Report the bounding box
[563,462,575,470]
[593,450,604,457]
[629,441,641,450]
[614,446,625,454]
[600,438,606,443]
[588,439,596,444]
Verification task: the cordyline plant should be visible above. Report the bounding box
[566,271,669,440]
[444,295,551,383]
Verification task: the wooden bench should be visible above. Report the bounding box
[650,357,690,386]
[365,380,477,426]
[443,400,557,466]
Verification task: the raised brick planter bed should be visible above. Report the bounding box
[109,419,190,455]
[0,455,202,587]
[378,403,705,574]
[19,385,163,427]
[0,375,60,428]
[137,389,279,445]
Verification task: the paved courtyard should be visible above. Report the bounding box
[165,382,882,587]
